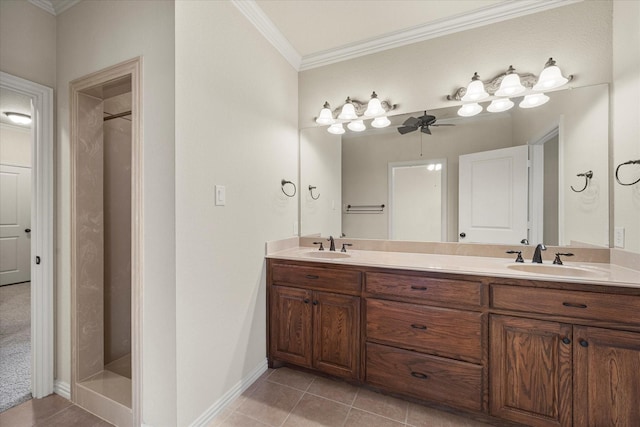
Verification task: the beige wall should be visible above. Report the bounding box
[0,125,31,166]
[613,0,640,254]
[0,0,56,88]
[175,1,298,425]
[56,1,176,425]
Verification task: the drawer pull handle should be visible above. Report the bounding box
[562,302,587,309]
[410,286,428,291]
[411,372,428,380]
[579,339,589,347]
[561,337,571,345]
[305,275,320,280]
[411,324,427,330]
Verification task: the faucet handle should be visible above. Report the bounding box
[313,241,324,251]
[506,250,524,263]
[553,252,574,265]
[341,243,353,253]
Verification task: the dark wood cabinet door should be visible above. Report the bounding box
[490,315,572,427]
[312,292,360,379]
[270,285,313,367]
[574,326,640,427]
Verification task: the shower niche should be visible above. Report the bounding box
[71,59,140,427]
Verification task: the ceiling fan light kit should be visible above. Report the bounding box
[397,111,455,135]
[314,91,396,134]
[449,58,572,117]
[4,111,32,125]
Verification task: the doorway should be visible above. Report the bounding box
[70,58,142,427]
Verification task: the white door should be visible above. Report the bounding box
[0,164,31,285]
[458,146,528,244]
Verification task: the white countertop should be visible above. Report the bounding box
[267,247,640,289]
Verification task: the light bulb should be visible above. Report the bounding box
[519,93,550,109]
[347,120,366,132]
[371,116,391,128]
[315,102,334,125]
[364,92,385,117]
[461,73,489,102]
[457,103,482,117]
[338,97,358,120]
[533,58,569,91]
[487,98,514,113]
[327,123,345,134]
[495,67,526,97]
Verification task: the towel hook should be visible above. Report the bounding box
[570,170,593,193]
[281,179,296,197]
[615,160,640,186]
[308,185,320,200]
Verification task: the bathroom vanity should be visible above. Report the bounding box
[266,246,640,427]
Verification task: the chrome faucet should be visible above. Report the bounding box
[327,236,336,251]
[532,243,547,263]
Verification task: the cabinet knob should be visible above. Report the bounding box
[312,300,318,305]
[561,337,571,345]
[303,298,310,304]
[579,339,589,347]
[410,371,428,380]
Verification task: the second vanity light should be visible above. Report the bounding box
[315,92,396,134]
[450,58,572,117]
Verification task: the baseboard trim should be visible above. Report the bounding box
[54,380,71,400]
[189,358,268,427]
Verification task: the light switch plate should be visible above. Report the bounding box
[614,226,625,248]
[215,185,226,206]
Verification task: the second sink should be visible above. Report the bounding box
[507,263,607,278]
[305,251,351,259]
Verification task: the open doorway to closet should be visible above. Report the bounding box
[70,58,142,427]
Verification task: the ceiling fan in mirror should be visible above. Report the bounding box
[397,111,454,135]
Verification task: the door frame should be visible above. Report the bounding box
[69,57,143,427]
[0,72,55,398]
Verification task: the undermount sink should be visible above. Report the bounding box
[304,251,351,259]
[507,263,608,278]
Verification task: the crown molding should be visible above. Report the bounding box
[28,0,55,15]
[300,0,581,70]
[230,0,302,70]
[28,0,82,16]
[54,0,82,15]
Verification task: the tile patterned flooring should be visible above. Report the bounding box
[209,367,495,427]
[0,394,113,426]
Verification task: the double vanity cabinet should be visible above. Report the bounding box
[266,256,640,427]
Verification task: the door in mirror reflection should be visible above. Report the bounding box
[459,146,528,244]
[389,159,447,241]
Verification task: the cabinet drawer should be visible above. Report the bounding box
[366,343,483,412]
[365,272,482,308]
[272,264,361,293]
[366,299,483,363]
[492,285,640,325]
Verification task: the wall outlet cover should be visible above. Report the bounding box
[614,226,625,248]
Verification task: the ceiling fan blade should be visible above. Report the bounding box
[418,114,437,126]
[421,126,432,135]
[431,123,455,127]
[403,117,421,127]
[398,126,417,135]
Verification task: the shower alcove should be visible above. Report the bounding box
[71,58,141,427]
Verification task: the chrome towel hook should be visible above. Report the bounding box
[308,185,320,200]
[570,170,593,193]
[615,160,640,186]
[281,179,296,197]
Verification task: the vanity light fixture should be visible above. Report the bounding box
[461,73,489,102]
[364,92,385,117]
[315,102,335,125]
[371,116,391,128]
[519,93,550,109]
[347,119,366,132]
[327,123,346,135]
[533,58,570,91]
[4,112,32,125]
[487,98,514,113]
[457,103,483,117]
[495,66,526,97]
[338,97,358,120]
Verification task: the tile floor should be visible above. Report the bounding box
[0,394,113,426]
[209,367,496,427]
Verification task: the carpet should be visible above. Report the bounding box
[0,282,31,413]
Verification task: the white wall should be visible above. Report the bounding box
[300,127,342,237]
[0,125,31,166]
[613,0,640,254]
[299,1,612,127]
[56,1,176,425]
[0,0,56,88]
[175,2,298,425]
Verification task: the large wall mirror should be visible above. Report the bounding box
[300,83,610,248]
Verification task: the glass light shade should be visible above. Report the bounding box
[315,103,334,125]
[457,103,483,117]
[5,112,32,125]
[327,123,345,134]
[487,98,514,113]
[338,100,358,120]
[347,119,366,132]
[364,96,384,117]
[495,73,526,97]
[533,65,569,91]
[371,116,391,128]
[519,93,550,109]
[462,79,489,102]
